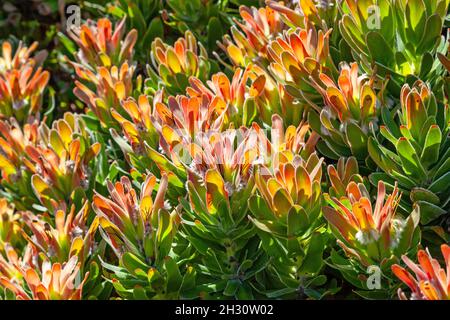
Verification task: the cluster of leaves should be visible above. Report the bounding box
[0,0,449,300]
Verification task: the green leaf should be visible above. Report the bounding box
[410,188,441,205]
[248,216,274,235]
[345,122,368,159]
[107,161,124,181]
[242,98,257,127]
[300,232,324,274]
[157,210,174,258]
[379,126,398,146]
[328,250,364,288]
[223,279,241,297]
[122,252,148,274]
[369,173,397,190]
[236,283,254,300]
[237,260,254,274]
[368,137,391,173]
[133,286,148,300]
[164,256,182,294]
[254,228,287,258]
[57,32,77,59]
[4,288,16,300]
[248,195,274,221]
[179,266,196,293]
[287,206,309,236]
[428,171,450,194]
[128,2,146,34]
[389,170,417,189]
[405,0,427,45]
[396,138,427,178]
[416,201,446,224]
[339,15,366,54]
[316,140,340,160]
[417,14,443,54]
[434,156,450,181]
[420,125,442,168]
[395,206,420,255]
[366,31,395,67]
[142,17,164,51]
[381,105,402,137]
[184,234,217,255]
[265,287,297,298]
[418,116,437,147]
[207,17,223,51]
[419,52,434,78]
[147,267,165,291]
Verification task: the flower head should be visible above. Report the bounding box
[323,181,420,267]
[392,244,450,300]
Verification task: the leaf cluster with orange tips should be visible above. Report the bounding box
[324,181,420,268]
[0,0,448,301]
[220,5,286,68]
[0,42,49,124]
[68,17,137,70]
[74,61,139,128]
[0,250,88,300]
[148,30,211,94]
[27,113,101,211]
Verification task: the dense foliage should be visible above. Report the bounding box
[0,0,449,300]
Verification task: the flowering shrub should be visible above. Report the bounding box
[0,0,448,301]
